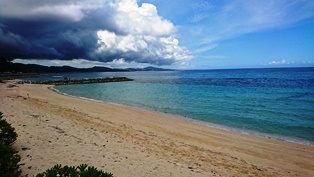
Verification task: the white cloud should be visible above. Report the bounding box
[266,60,314,66]
[105,58,151,68]
[189,1,212,23]
[96,30,147,53]
[96,30,192,64]
[268,60,287,65]
[94,0,193,65]
[189,14,209,23]
[115,0,175,36]
[192,1,212,12]
[302,61,314,64]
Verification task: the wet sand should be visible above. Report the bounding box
[1,81,314,177]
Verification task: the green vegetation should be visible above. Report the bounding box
[0,111,113,177]
[0,112,21,177]
[36,164,113,177]
[0,113,17,146]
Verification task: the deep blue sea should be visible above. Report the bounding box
[35,67,314,145]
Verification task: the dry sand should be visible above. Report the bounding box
[1,81,314,177]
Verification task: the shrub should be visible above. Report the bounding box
[0,112,17,146]
[36,164,113,177]
[0,112,21,177]
[0,143,21,176]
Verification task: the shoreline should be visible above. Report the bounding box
[1,81,314,176]
[51,85,314,147]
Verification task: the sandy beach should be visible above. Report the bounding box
[1,81,314,177]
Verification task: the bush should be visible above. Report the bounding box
[0,112,17,146]
[0,112,21,177]
[36,164,113,177]
[0,144,21,176]
[0,112,113,177]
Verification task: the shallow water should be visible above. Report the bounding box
[47,67,314,145]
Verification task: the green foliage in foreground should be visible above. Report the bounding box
[36,164,113,177]
[0,112,21,177]
[0,144,21,176]
[0,112,17,146]
[0,112,113,177]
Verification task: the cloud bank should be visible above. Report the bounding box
[0,0,192,66]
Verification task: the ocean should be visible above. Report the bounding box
[37,67,314,145]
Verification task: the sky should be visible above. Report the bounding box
[0,0,314,69]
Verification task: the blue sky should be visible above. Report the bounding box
[1,0,314,69]
[144,0,314,69]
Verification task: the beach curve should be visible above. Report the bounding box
[1,81,314,177]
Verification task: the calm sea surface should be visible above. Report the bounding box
[37,67,314,145]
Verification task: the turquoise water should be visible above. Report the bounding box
[49,68,314,145]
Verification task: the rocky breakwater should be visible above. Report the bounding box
[32,77,133,85]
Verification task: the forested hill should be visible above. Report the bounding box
[0,59,173,73]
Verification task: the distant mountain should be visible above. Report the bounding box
[126,66,173,71]
[0,59,173,73]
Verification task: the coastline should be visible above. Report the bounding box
[51,86,314,147]
[1,81,314,176]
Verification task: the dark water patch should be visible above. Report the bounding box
[137,77,314,89]
[278,92,313,100]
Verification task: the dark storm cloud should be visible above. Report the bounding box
[0,0,192,65]
[0,0,118,60]
[0,25,62,59]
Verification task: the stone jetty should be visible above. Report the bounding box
[23,77,133,85]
